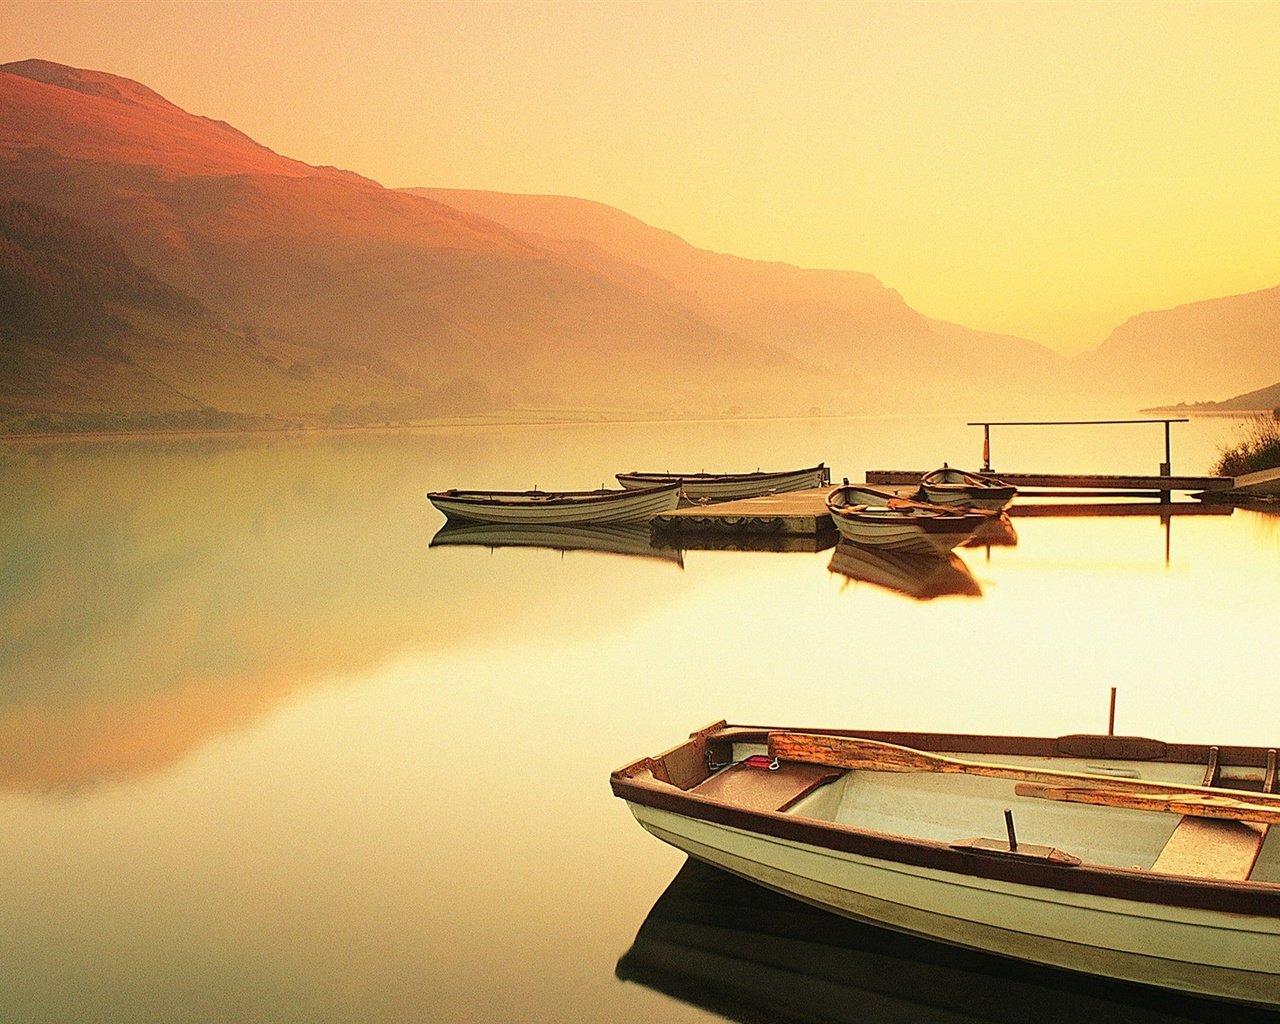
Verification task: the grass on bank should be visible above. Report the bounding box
[1212,412,1280,477]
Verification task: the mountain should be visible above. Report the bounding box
[1076,285,1280,407]
[0,196,465,432]
[0,58,834,419]
[411,188,1067,409]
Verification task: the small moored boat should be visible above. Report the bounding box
[919,464,1018,510]
[426,481,680,525]
[612,721,1280,1008]
[826,483,991,553]
[616,464,829,503]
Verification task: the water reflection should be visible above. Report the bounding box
[961,513,1018,548]
[0,435,681,792]
[653,529,839,554]
[618,858,1275,1024]
[828,540,982,601]
[430,521,683,567]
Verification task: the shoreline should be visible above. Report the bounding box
[0,409,970,445]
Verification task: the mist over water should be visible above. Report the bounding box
[1,415,1275,1023]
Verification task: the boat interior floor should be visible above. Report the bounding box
[693,760,845,814]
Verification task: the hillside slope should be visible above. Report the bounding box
[1,59,820,416]
[1076,285,1280,406]
[412,188,1067,405]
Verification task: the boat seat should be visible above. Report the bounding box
[1151,748,1275,881]
[693,760,844,813]
[1150,818,1267,881]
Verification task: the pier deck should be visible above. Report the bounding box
[648,473,1244,539]
[866,470,1233,494]
[650,487,839,536]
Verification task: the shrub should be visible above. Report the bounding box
[1212,414,1280,477]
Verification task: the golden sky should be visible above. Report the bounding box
[3,0,1279,354]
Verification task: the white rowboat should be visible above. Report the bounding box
[426,482,680,525]
[617,464,829,503]
[919,465,1018,510]
[612,722,1280,1008]
[826,484,991,553]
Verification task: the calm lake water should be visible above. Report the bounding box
[2,415,1278,1023]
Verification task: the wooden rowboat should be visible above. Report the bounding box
[919,464,1018,510]
[426,481,680,525]
[612,721,1280,1007]
[826,484,991,553]
[616,464,829,503]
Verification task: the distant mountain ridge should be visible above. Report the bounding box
[411,188,1066,405]
[1077,285,1280,406]
[1,57,1275,429]
[1,58,833,418]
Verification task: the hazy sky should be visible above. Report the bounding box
[4,0,1279,354]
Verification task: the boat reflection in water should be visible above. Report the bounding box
[429,521,683,567]
[828,540,982,601]
[617,858,1274,1024]
[961,512,1018,549]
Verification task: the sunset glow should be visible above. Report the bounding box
[3,0,1278,353]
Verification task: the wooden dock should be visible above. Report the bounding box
[866,470,1235,495]
[647,475,1251,540]
[650,488,839,536]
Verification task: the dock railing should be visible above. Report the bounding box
[967,419,1190,476]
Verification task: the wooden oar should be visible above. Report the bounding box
[767,733,1280,807]
[1015,783,1280,825]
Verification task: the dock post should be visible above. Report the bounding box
[1161,420,1172,477]
[982,424,991,472]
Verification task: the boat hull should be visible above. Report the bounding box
[828,509,984,553]
[617,465,828,502]
[919,467,1018,510]
[427,483,680,525]
[625,801,1280,1007]
[920,484,1018,511]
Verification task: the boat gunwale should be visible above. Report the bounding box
[427,481,681,507]
[921,466,1016,490]
[611,725,1280,917]
[616,464,826,486]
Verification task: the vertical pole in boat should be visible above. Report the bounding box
[982,424,991,473]
[1004,809,1018,852]
[1108,687,1117,736]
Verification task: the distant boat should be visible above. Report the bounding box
[612,721,1280,1009]
[827,539,982,600]
[825,483,990,552]
[919,464,1018,510]
[429,521,683,565]
[616,464,829,503]
[426,482,680,525]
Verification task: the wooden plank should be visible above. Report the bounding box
[650,487,834,535]
[1014,784,1280,826]
[767,733,1280,808]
